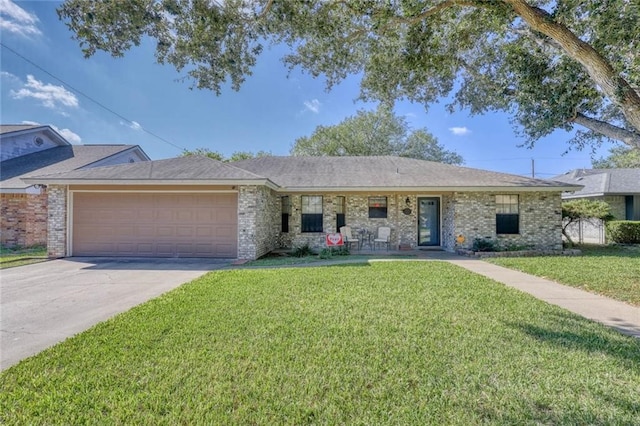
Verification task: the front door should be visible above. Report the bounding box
[418,197,440,246]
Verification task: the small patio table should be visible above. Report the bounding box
[358,228,374,250]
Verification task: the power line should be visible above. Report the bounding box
[1,42,185,152]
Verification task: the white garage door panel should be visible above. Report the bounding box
[72,192,238,258]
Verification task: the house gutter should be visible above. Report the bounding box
[20,178,280,190]
[275,185,583,193]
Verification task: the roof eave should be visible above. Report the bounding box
[276,185,581,193]
[21,178,279,189]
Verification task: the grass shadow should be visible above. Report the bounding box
[505,311,640,367]
[575,244,640,258]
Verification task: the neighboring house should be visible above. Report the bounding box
[25,155,579,259]
[0,124,150,248]
[551,168,640,244]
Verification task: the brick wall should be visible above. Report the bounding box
[280,193,427,251]
[602,195,626,220]
[0,191,48,247]
[47,185,67,258]
[238,185,280,259]
[450,191,563,251]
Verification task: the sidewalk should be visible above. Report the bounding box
[414,251,640,338]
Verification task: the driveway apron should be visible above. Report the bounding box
[1,257,225,371]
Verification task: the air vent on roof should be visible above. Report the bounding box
[129,158,135,163]
[34,136,44,146]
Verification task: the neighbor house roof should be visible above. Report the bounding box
[0,124,41,134]
[1,145,147,190]
[551,168,640,198]
[25,155,580,192]
[22,155,273,187]
[0,124,68,146]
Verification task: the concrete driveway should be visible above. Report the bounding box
[1,257,227,371]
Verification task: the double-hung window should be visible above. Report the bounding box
[368,196,387,219]
[301,195,323,232]
[496,195,519,234]
[336,196,346,231]
[281,196,290,233]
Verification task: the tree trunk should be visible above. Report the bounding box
[506,0,640,147]
[572,113,640,149]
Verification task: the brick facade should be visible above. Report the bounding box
[276,191,563,254]
[0,191,48,247]
[449,191,563,251]
[47,185,67,258]
[42,185,564,260]
[237,185,280,259]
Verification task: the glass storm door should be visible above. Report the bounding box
[418,197,440,246]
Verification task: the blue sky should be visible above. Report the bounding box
[1,1,617,177]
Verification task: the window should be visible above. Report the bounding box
[301,195,323,232]
[336,196,346,231]
[496,195,519,234]
[369,196,387,218]
[281,196,290,233]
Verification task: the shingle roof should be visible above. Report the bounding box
[233,156,578,191]
[22,155,268,184]
[0,124,41,134]
[23,155,579,191]
[552,168,640,197]
[1,145,142,189]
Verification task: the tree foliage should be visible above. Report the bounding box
[592,146,640,169]
[58,0,640,150]
[182,148,271,162]
[561,199,613,246]
[291,106,463,164]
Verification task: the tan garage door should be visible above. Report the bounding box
[72,192,237,258]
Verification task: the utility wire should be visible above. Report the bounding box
[1,42,186,152]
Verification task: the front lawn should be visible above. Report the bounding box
[1,262,639,424]
[488,244,640,306]
[0,245,47,269]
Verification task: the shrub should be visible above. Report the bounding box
[606,221,640,243]
[501,242,533,252]
[291,244,315,257]
[319,246,350,259]
[319,248,333,259]
[472,238,498,252]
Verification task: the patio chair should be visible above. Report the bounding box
[339,226,360,250]
[373,226,391,251]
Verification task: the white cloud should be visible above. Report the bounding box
[21,120,40,125]
[0,0,41,37]
[10,75,79,109]
[53,126,82,144]
[1,70,21,83]
[448,126,471,136]
[120,120,142,131]
[303,99,321,114]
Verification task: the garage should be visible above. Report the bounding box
[71,192,237,258]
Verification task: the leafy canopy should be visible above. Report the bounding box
[561,199,613,246]
[58,0,640,150]
[181,148,271,162]
[291,105,463,164]
[592,146,640,169]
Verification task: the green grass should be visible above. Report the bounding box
[488,244,640,306]
[1,262,639,424]
[0,245,47,269]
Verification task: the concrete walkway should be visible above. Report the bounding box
[414,251,640,338]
